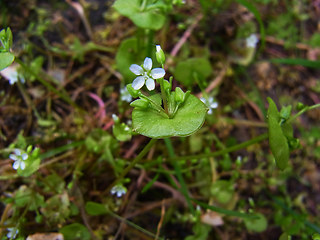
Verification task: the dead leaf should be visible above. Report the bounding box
[26,233,63,240]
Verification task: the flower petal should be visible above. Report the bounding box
[145,78,155,91]
[151,68,165,79]
[21,153,28,161]
[143,57,152,71]
[129,64,144,75]
[20,161,26,170]
[132,76,145,90]
[13,149,21,155]
[13,161,20,170]
[210,102,218,109]
[9,154,18,161]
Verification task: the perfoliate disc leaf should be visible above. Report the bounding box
[132,94,207,138]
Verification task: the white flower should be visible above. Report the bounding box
[7,227,18,239]
[111,184,127,198]
[129,57,165,91]
[120,87,132,102]
[0,64,25,85]
[112,114,118,121]
[246,34,259,48]
[9,149,28,170]
[200,96,218,114]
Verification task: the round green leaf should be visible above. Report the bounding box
[113,0,166,30]
[132,94,207,138]
[174,58,212,87]
[85,201,108,216]
[244,213,268,232]
[0,52,15,71]
[60,223,90,240]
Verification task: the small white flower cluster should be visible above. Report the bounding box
[246,34,259,48]
[7,227,19,239]
[111,184,127,197]
[9,149,28,170]
[200,96,218,114]
[129,57,165,91]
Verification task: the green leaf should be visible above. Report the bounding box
[14,186,45,211]
[0,28,13,51]
[279,232,290,240]
[267,98,290,170]
[17,153,41,177]
[113,0,167,30]
[60,223,91,240]
[244,213,268,232]
[271,58,320,68]
[85,201,109,216]
[280,105,292,121]
[115,38,143,83]
[174,58,212,87]
[0,52,15,71]
[141,173,159,193]
[132,94,207,138]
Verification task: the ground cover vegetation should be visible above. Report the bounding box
[0,0,320,239]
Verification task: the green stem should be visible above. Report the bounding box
[164,138,195,214]
[106,138,157,193]
[17,81,41,119]
[139,94,169,118]
[15,58,83,111]
[159,78,169,114]
[140,0,148,11]
[287,103,320,124]
[169,133,269,161]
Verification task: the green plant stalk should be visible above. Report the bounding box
[15,58,82,111]
[108,210,165,240]
[17,81,41,119]
[269,194,320,234]
[164,138,195,214]
[106,138,157,194]
[159,78,169,114]
[287,103,320,124]
[169,133,269,161]
[140,0,148,11]
[139,94,168,118]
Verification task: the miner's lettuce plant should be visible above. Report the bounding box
[126,46,208,138]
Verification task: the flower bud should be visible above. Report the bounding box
[130,98,149,109]
[174,87,185,103]
[163,79,171,93]
[155,45,165,65]
[126,84,140,98]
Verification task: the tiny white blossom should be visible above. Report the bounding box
[156,45,161,52]
[9,149,28,170]
[112,114,119,122]
[7,227,18,239]
[129,57,165,91]
[120,87,132,102]
[111,184,127,197]
[0,64,25,85]
[246,34,259,48]
[200,96,218,114]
